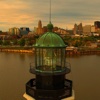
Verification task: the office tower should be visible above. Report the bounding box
[37,20,43,35]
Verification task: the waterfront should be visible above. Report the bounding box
[0,52,100,100]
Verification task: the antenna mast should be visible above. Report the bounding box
[49,0,51,23]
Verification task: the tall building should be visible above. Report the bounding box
[73,23,78,34]
[94,21,100,33]
[73,23,83,35]
[94,21,100,28]
[36,20,43,35]
[20,27,30,35]
[77,23,83,34]
[9,27,20,35]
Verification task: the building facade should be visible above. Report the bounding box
[83,25,91,35]
[9,27,20,35]
[94,21,100,33]
[20,27,30,35]
[36,20,43,35]
[73,23,83,35]
[91,25,96,33]
[94,21,100,28]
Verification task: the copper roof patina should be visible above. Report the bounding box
[34,22,66,48]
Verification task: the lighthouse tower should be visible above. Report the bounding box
[23,22,74,100]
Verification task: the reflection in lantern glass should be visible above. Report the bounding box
[43,49,57,70]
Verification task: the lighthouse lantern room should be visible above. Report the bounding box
[25,22,72,100]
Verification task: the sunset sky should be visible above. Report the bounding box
[0,0,100,31]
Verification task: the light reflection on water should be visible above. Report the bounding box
[0,52,100,100]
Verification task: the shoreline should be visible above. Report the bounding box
[0,47,100,56]
[0,47,34,53]
[66,50,100,56]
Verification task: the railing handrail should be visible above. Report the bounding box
[30,61,71,72]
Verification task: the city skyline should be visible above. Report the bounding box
[0,0,100,31]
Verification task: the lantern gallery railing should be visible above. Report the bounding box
[26,78,72,100]
[29,62,71,74]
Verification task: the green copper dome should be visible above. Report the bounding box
[34,23,66,48]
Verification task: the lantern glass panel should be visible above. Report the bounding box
[35,48,66,72]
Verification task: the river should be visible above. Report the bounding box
[0,52,100,100]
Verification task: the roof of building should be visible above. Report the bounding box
[0,32,8,35]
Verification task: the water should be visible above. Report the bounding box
[0,52,34,100]
[0,52,100,100]
[69,55,100,100]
